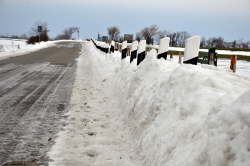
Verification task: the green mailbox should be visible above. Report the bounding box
[198,48,217,66]
[198,51,208,64]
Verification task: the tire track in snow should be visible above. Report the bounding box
[0,65,63,163]
[0,41,81,165]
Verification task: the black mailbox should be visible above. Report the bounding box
[208,48,217,66]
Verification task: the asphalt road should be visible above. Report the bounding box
[0,41,81,166]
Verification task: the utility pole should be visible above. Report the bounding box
[77,28,79,40]
[38,25,42,43]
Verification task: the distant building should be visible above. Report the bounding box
[102,36,108,42]
[124,34,133,43]
[97,34,108,42]
[97,33,101,41]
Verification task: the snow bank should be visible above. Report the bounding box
[94,40,110,48]
[49,41,250,166]
[49,41,140,166]
[111,50,250,165]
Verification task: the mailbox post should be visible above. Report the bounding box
[230,55,237,72]
[208,48,217,66]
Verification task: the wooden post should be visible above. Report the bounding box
[170,53,173,60]
[230,55,237,72]
[178,52,182,64]
[127,47,131,57]
[208,53,214,65]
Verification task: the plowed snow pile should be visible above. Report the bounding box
[49,41,250,166]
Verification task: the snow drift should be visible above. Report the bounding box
[111,48,250,165]
[49,41,250,166]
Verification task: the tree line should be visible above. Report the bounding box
[0,22,80,44]
[1,22,249,49]
[106,25,250,49]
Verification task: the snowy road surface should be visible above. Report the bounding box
[1,40,250,166]
[0,41,81,165]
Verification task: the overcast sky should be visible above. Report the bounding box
[0,0,250,41]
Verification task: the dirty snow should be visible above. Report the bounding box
[49,41,250,166]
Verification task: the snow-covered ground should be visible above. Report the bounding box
[148,45,250,57]
[94,40,110,48]
[170,55,250,79]
[0,38,27,52]
[0,40,79,61]
[49,41,250,166]
[217,59,250,78]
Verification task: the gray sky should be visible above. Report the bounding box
[0,0,250,41]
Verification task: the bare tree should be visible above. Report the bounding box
[107,26,120,41]
[55,27,79,40]
[175,32,182,46]
[158,30,168,39]
[247,41,250,49]
[140,25,159,44]
[135,32,143,41]
[216,37,224,48]
[156,30,169,44]
[27,21,49,44]
[200,37,206,48]
[207,37,224,48]
[30,21,49,36]
[178,31,190,47]
[168,32,177,46]
[165,31,190,47]
[232,40,237,48]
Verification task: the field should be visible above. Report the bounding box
[0,38,27,52]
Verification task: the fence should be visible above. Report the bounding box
[92,37,250,73]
